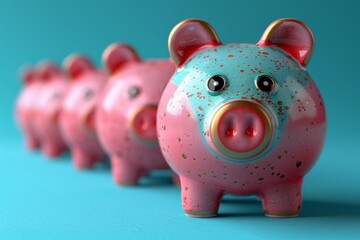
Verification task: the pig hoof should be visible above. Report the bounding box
[264,210,299,218]
[74,163,93,170]
[73,150,98,170]
[115,180,138,186]
[44,149,62,158]
[112,173,139,186]
[73,159,96,170]
[185,210,218,218]
[26,138,40,151]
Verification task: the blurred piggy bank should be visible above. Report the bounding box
[16,67,42,150]
[34,62,68,158]
[96,43,176,185]
[59,54,107,169]
[157,19,326,217]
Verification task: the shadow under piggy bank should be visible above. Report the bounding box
[137,170,175,187]
[219,196,360,219]
[301,200,360,218]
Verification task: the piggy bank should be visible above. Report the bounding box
[16,67,42,150]
[157,19,326,217]
[96,43,176,185]
[59,54,107,169]
[34,62,69,158]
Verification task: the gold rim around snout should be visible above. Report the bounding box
[130,104,159,145]
[210,101,273,159]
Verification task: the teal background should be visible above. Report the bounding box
[1,0,359,239]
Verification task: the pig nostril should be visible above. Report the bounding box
[246,128,257,137]
[226,128,237,137]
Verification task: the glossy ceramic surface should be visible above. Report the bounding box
[157,18,326,217]
[16,67,43,150]
[96,43,176,185]
[33,62,69,158]
[59,55,107,169]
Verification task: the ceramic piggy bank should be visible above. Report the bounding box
[59,54,107,169]
[157,19,326,217]
[96,43,176,185]
[16,67,42,150]
[34,62,68,158]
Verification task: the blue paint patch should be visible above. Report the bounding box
[170,44,313,163]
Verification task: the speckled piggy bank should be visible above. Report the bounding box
[34,62,68,158]
[59,55,107,169]
[157,19,326,217]
[16,67,43,150]
[96,43,176,185]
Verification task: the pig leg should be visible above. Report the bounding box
[110,155,143,185]
[260,177,303,218]
[72,147,99,169]
[25,134,40,150]
[42,141,64,158]
[172,173,181,186]
[180,176,223,217]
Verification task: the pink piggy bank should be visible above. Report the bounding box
[16,67,42,150]
[157,19,326,217]
[59,54,107,169]
[34,62,69,158]
[96,43,176,185]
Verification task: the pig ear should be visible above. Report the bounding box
[169,19,221,67]
[37,61,62,81]
[257,18,314,67]
[64,54,94,79]
[102,43,141,74]
[20,66,36,85]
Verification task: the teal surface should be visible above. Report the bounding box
[1,0,359,239]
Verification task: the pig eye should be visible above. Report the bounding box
[83,89,94,99]
[207,75,226,92]
[256,75,275,93]
[129,86,140,98]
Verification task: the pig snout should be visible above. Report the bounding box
[210,101,273,159]
[49,108,61,127]
[81,107,97,135]
[131,105,158,143]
